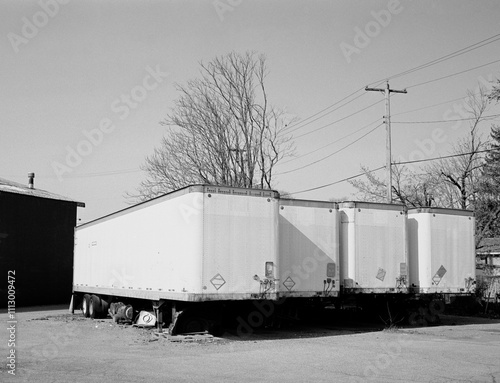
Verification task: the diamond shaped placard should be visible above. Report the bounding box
[376,268,386,281]
[210,273,226,290]
[283,276,296,291]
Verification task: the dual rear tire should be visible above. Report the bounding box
[82,294,108,319]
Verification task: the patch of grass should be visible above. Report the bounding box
[382,324,401,332]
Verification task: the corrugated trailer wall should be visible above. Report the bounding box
[339,202,408,293]
[278,199,340,298]
[74,185,280,302]
[407,208,475,293]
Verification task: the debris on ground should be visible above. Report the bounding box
[153,331,218,343]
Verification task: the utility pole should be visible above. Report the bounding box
[365,81,407,203]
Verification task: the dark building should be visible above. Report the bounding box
[0,174,84,307]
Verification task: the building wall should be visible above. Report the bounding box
[489,257,500,267]
[0,192,77,307]
[476,255,500,301]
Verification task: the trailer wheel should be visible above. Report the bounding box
[100,298,109,318]
[179,315,210,334]
[210,322,225,337]
[426,299,444,325]
[408,306,427,326]
[82,294,91,318]
[89,295,101,319]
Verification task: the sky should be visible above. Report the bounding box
[1,0,500,224]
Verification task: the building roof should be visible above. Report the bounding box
[0,177,85,207]
[477,237,500,256]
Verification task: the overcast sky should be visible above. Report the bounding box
[1,0,500,223]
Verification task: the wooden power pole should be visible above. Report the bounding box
[365,81,407,203]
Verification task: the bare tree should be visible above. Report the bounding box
[348,165,386,203]
[489,79,500,102]
[474,100,500,243]
[429,87,489,210]
[131,52,295,201]
[392,166,438,207]
[349,164,436,207]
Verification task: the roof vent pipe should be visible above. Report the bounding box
[28,172,35,189]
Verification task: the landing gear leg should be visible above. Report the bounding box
[152,300,166,333]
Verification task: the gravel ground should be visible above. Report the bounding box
[1,305,500,383]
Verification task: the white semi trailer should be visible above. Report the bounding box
[72,185,281,333]
[339,201,409,294]
[408,207,476,294]
[278,199,340,299]
[337,202,475,324]
[72,185,477,332]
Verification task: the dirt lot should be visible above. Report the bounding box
[1,305,500,383]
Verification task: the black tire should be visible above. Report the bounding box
[179,316,210,334]
[408,312,422,326]
[100,298,109,318]
[408,307,427,327]
[82,294,91,318]
[429,299,445,314]
[89,295,102,319]
[210,322,225,337]
[427,299,445,324]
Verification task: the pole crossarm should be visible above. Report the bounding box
[365,86,407,94]
[365,81,407,203]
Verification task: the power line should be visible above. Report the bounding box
[284,81,385,133]
[406,58,500,89]
[283,34,500,196]
[282,81,495,189]
[394,148,495,166]
[285,91,371,135]
[280,118,381,165]
[291,57,499,142]
[285,57,498,179]
[290,148,497,196]
[369,33,500,85]
[283,87,367,132]
[285,33,500,139]
[290,166,385,195]
[391,92,482,117]
[392,113,500,124]
[293,98,384,139]
[277,123,383,175]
